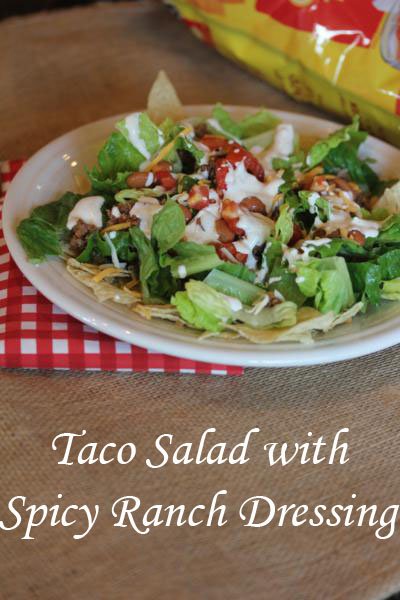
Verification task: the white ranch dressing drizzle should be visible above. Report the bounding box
[302,238,333,247]
[223,161,283,214]
[350,217,381,238]
[129,196,162,238]
[315,210,382,238]
[221,294,243,312]
[66,196,104,230]
[185,203,220,244]
[262,123,295,169]
[125,113,151,159]
[111,206,121,218]
[104,233,125,269]
[177,265,187,279]
[307,192,321,214]
[233,210,273,268]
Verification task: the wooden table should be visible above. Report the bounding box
[1,2,400,599]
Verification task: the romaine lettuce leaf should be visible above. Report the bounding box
[298,190,330,222]
[308,238,368,259]
[204,269,264,305]
[348,262,381,306]
[264,240,284,272]
[323,141,379,194]
[97,132,144,178]
[381,278,400,300]
[161,241,222,277]
[375,215,400,244]
[242,130,274,152]
[217,262,256,283]
[295,265,320,298]
[272,151,305,171]
[275,205,293,244]
[129,226,165,301]
[263,240,307,306]
[172,291,223,333]
[172,280,234,332]
[17,191,82,263]
[237,301,297,329]
[211,104,242,139]
[237,108,280,138]
[87,130,147,193]
[210,104,279,140]
[268,268,306,307]
[77,231,136,264]
[315,118,382,195]
[31,192,82,232]
[151,200,185,254]
[159,117,176,140]
[295,257,355,314]
[88,169,131,195]
[115,187,164,203]
[17,218,61,264]
[378,249,400,280]
[167,135,204,172]
[117,112,164,159]
[306,116,360,169]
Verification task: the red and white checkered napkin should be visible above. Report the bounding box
[0,160,243,375]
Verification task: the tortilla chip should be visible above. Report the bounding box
[227,302,364,345]
[133,303,182,323]
[66,258,365,344]
[66,258,139,306]
[330,302,364,328]
[147,70,184,124]
[277,311,336,344]
[226,324,286,344]
[199,330,239,341]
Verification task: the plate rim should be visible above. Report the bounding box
[3,106,400,367]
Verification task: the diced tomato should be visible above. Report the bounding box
[154,170,176,191]
[214,158,230,194]
[188,184,210,210]
[234,251,248,264]
[214,242,248,264]
[200,135,231,152]
[203,135,265,193]
[221,198,239,220]
[220,199,244,235]
[225,146,265,182]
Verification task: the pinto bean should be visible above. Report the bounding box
[240,196,266,214]
[348,229,366,245]
[216,219,235,243]
[152,160,172,173]
[126,172,150,188]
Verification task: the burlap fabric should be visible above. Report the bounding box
[1,3,400,599]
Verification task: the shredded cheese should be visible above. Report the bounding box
[143,126,193,172]
[101,222,132,234]
[125,278,139,289]
[92,268,124,283]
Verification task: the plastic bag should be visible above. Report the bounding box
[168,0,400,146]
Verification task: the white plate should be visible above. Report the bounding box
[3,106,400,367]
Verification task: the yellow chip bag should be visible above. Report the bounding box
[167,0,400,146]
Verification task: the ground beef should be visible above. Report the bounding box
[69,220,97,253]
[105,202,139,227]
[194,122,209,139]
